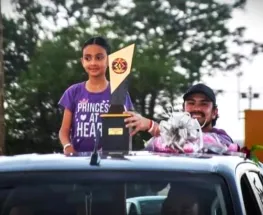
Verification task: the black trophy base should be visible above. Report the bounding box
[100,113,132,156]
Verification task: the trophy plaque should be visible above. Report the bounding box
[100,44,135,156]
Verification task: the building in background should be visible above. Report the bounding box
[245,110,263,161]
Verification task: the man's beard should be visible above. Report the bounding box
[198,118,211,128]
[190,112,210,128]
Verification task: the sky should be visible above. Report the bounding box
[2,0,263,142]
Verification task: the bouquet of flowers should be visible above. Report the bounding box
[157,112,203,153]
[147,111,237,154]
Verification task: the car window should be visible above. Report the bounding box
[0,171,233,215]
[241,172,263,215]
[247,172,263,207]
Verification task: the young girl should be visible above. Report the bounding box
[58,36,134,154]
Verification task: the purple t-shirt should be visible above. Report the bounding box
[58,82,134,152]
[210,128,234,145]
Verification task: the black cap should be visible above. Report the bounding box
[183,83,216,104]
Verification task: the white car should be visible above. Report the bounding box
[0,152,262,214]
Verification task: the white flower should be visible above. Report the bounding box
[159,112,203,153]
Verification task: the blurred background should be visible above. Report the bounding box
[1,0,263,155]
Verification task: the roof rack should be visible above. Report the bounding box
[127,151,247,159]
[65,150,247,161]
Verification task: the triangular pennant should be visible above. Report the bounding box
[108,44,135,94]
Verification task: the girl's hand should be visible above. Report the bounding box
[63,144,76,155]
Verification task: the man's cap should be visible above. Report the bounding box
[183,83,216,104]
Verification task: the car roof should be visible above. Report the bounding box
[0,151,254,174]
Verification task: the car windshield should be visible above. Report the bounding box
[0,171,233,215]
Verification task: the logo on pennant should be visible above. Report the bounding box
[111,58,128,74]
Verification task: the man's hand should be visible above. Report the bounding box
[124,111,151,136]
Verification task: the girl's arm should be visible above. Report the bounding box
[59,108,75,153]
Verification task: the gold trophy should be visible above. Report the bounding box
[100,44,135,156]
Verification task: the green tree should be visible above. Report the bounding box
[3,0,47,154]
[5,0,263,153]
[5,26,92,154]
[0,0,5,154]
[4,0,43,84]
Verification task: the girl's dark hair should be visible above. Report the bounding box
[81,36,111,55]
